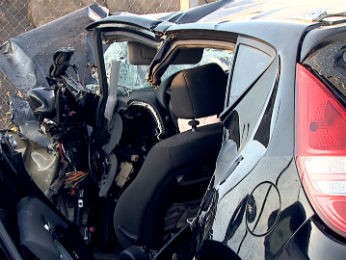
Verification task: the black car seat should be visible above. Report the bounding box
[16,197,93,259]
[113,63,228,249]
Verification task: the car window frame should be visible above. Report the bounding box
[222,35,277,119]
[147,29,237,86]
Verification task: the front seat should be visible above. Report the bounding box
[113,63,228,249]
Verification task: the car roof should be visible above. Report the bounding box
[88,0,346,33]
[160,0,346,53]
[198,0,346,24]
[145,0,346,85]
[86,0,230,31]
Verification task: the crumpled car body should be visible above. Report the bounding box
[0,0,345,260]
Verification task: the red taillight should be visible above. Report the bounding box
[295,64,346,237]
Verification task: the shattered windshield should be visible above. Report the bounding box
[102,43,233,95]
[103,41,151,95]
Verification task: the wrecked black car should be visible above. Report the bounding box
[0,0,345,259]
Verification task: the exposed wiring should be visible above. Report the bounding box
[65,170,88,195]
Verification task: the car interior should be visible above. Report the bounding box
[0,33,235,259]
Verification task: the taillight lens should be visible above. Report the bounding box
[295,64,346,237]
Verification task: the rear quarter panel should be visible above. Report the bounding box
[199,27,316,259]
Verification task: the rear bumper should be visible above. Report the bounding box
[280,217,346,260]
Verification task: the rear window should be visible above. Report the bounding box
[303,40,346,100]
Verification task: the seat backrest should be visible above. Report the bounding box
[170,63,227,120]
[113,63,227,249]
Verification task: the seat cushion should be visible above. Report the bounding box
[114,123,223,248]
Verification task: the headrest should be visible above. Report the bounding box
[170,63,227,119]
